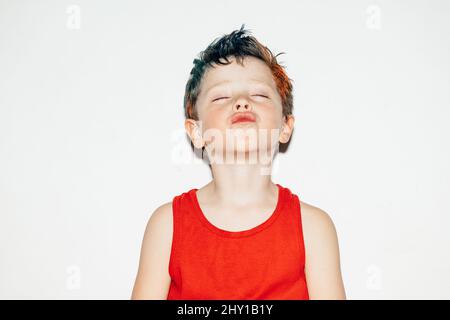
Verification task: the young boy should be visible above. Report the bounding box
[131,25,346,300]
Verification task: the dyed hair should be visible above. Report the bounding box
[183,24,294,121]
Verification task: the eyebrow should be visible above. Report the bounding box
[205,79,274,95]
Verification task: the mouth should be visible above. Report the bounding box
[231,112,256,124]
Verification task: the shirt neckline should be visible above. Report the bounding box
[189,183,286,238]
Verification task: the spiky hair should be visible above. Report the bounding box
[183,24,294,120]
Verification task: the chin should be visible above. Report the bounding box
[234,145,259,153]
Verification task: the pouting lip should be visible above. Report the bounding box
[230,112,257,124]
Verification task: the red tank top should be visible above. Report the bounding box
[166,183,309,300]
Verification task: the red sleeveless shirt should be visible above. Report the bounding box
[166,183,309,300]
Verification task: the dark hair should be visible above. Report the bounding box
[183,24,294,121]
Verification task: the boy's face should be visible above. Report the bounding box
[186,55,294,161]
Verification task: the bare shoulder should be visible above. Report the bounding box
[299,201,342,274]
[299,200,346,299]
[300,201,338,237]
[141,201,174,261]
[140,201,174,249]
[146,201,173,233]
[131,201,174,300]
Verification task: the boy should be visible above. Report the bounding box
[132,25,346,300]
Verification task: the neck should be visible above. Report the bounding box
[205,157,277,207]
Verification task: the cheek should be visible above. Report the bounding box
[259,104,284,128]
[202,108,227,131]
[196,99,223,129]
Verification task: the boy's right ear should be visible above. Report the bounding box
[185,119,204,149]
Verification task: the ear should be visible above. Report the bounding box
[185,119,205,149]
[279,115,295,144]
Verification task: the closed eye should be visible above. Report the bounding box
[213,94,268,102]
[212,97,229,102]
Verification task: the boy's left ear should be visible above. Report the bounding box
[279,115,295,143]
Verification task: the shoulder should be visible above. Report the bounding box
[150,201,173,221]
[144,201,173,236]
[131,201,174,299]
[299,201,340,253]
[298,200,346,299]
[139,201,174,253]
[139,201,175,270]
[300,201,337,234]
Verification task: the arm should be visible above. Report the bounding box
[131,202,173,300]
[302,205,346,300]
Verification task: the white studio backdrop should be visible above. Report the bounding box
[0,0,449,299]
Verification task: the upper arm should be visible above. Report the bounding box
[131,202,173,300]
[302,204,346,300]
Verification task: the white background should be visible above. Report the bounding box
[1,0,449,299]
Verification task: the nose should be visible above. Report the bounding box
[233,97,251,111]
